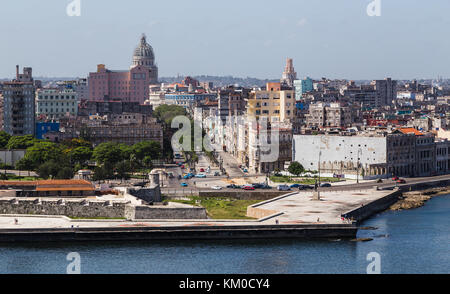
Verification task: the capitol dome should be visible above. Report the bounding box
[132,34,155,67]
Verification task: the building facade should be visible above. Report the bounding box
[2,66,35,136]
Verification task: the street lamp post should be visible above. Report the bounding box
[357,149,362,184]
[318,150,322,187]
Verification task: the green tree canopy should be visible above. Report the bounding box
[153,104,187,125]
[0,131,11,149]
[132,140,161,161]
[6,135,37,150]
[92,142,123,165]
[288,161,305,177]
[23,141,67,170]
[69,146,93,165]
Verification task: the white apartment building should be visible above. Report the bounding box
[36,89,78,120]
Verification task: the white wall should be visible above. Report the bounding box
[292,135,387,171]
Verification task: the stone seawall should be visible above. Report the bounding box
[132,206,208,220]
[0,199,128,219]
[0,224,358,242]
[342,189,401,222]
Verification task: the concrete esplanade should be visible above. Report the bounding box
[0,185,404,242]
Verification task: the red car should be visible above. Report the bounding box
[392,176,399,181]
[200,168,205,172]
[396,179,406,184]
[242,186,255,190]
[180,165,185,169]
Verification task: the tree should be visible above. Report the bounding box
[6,135,37,150]
[22,141,67,170]
[0,131,11,149]
[288,161,305,177]
[132,140,161,161]
[56,167,74,179]
[92,142,123,166]
[69,146,93,165]
[36,160,61,179]
[115,161,130,180]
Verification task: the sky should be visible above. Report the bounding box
[0,0,449,80]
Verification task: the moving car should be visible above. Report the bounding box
[180,183,188,187]
[376,179,383,183]
[320,183,332,188]
[260,185,272,189]
[214,172,220,176]
[195,174,207,178]
[290,184,302,188]
[277,185,291,191]
[396,179,406,184]
[226,184,241,189]
[200,168,205,172]
[211,186,222,190]
[392,176,399,181]
[242,185,255,190]
[243,168,248,173]
[298,185,314,190]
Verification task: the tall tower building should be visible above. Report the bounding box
[132,34,158,84]
[3,66,35,136]
[88,34,159,103]
[281,58,297,87]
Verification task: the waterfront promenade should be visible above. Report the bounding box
[0,189,395,229]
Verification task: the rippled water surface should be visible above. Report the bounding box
[0,195,448,274]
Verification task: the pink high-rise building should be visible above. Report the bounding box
[88,34,158,103]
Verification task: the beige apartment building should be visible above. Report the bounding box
[246,83,295,123]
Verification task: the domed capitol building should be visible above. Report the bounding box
[132,34,158,83]
[88,34,159,103]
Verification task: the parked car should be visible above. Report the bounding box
[211,186,223,190]
[277,185,291,191]
[252,183,265,189]
[200,168,205,172]
[180,165,185,169]
[392,176,399,181]
[133,182,146,187]
[243,168,248,173]
[298,185,310,190]
[214,172,220,176]
[320,183,332,188]
[180,183,188,187]
[396,179,406,184]
[376,179,383,183]
[195,174,207,178]
[260,185,272,189]
[242,185,255,190]
[227,184,241,189]
[290,184,302,188]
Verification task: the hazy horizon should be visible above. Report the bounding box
[1,0,449,80]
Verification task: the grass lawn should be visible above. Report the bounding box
[168,196,260,220]
[3,174,42,181]
[270,175,344,185]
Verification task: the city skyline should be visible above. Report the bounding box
[1,0,450,80]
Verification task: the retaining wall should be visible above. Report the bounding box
[0,224,358,242]
[133,206,208,220]
[342,189,402,222]
[0,199,129,219]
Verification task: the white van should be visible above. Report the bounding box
[277,184,291,191]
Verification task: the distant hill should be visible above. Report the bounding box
[160,75,279,88]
